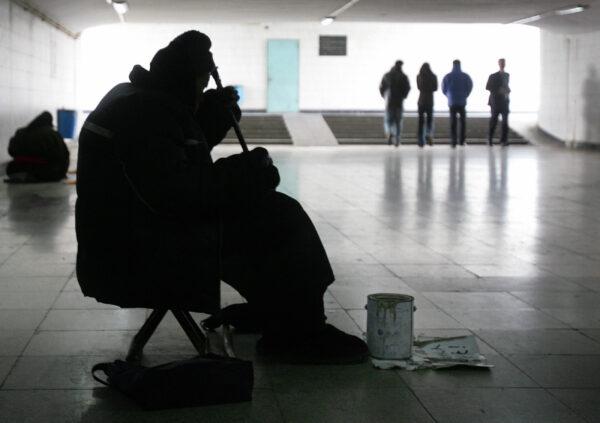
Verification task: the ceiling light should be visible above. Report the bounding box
[510,3,589,24]
[555,4,588,15]
[511,14,542,25]
[321,17,335,26]
[320,0,361,25]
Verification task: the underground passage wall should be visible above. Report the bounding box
[0,0,77,163]
[78,22,540,114]
[539,28,600,146]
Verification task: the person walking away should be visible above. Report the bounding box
[442,60,473,148]
[486,58,511,146]
[416,63,438,148]
[379,60,410,147]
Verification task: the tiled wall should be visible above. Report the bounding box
[0,0,77,163]
[539,29,600,145]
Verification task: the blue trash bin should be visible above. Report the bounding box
[233,85,244,106]
[57,109,77,139]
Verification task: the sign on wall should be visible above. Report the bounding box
[319,36,347,56]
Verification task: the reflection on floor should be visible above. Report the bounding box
[1,143,600,422]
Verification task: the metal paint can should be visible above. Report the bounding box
[366,293,415,360]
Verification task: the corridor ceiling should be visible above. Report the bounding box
[16,0,600,34]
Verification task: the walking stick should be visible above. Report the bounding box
[210,67,249,153]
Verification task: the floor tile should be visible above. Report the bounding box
[0,356,17,384]
[0,276,67,292]
[414,388,585,423]
[386,264,477,279]
[0,309,47,330]
[510,291,600,308]
[476,329,600,355]
[510,355,600,388]
[277,387,434,423]
[403,276,587,292]
[399,354,536,388]
[40,309,147,331]
[446,308,567,330]
[0,291,59,309]
[423,292,532,311]
[23,331,133,356]
[541,308,600,328]
[0,330,34,355]
[550,389,600,423]
[3,356,110,389]
[52,291,120,309]
[0,388,283,423]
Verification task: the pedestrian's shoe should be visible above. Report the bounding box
[488,139,493,146]
[451,143,457,148]
[426,136,434,146]
[501,141,509,147]
[387,135,393,145]
[460,141,467,146]
[418,142,424,148]
[256,324,369,365]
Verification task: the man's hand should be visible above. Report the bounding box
[203,86,240,110]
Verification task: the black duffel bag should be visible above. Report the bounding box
[92,354,253,410]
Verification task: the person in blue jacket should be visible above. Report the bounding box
[442,60,473,147]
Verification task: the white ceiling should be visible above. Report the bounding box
[20,0,600,34]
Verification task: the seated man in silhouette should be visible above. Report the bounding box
[76,31,367,364]
[5,111,70,183]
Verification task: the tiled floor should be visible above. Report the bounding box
[1,141,600,422]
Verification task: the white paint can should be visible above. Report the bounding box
[366,293,415,360]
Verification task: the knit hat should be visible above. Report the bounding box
[144,31,215,107]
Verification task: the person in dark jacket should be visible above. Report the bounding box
[442,60,473,147]
[5,111,70,182]
[75,30,367,364]
[486,58,511,146]
[416,63,438,148]
[379,60,410,147]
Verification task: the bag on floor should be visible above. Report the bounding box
[92,354,254,410]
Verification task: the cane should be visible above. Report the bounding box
[210,67,249,153]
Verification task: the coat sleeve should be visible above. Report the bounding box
[486,74,494,92]
[466,75,474,96]
[379,74,388,97]
[442,75,448,96]
[433,75,438,92]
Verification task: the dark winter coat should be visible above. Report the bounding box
[486,71,511,111]
[7,112,70,181]
[75,65,243,312]
[442,63,473,107]
[379,68,411,109]
[417,72,438,109]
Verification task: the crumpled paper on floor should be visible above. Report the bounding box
[371,335,494,371]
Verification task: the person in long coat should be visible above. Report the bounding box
[486,58,511,146]
[75,30,367,364]
[6,111,69,182]
[379,60,411,147]
[416,63,438,147]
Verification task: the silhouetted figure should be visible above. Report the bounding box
[5,111,69,183]
[416,63,438,147]
[583,65,600,144]
[75,31,367,364]
[380,60,410,147]
[486,58,511,146]
[442,60,473,147]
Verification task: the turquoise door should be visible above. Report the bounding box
[267,39,299,112]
